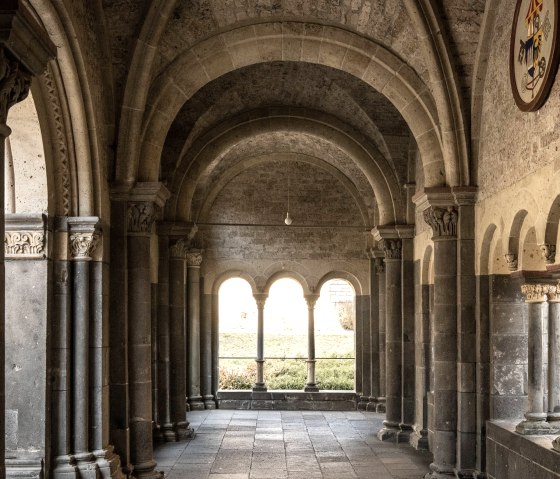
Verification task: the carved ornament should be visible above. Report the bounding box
[379,239,401,260]
[5,231,45,258]
[423,206,458,238]
[186,251,203,267]
[0,48,31,122]
[170,239,188,259]
[374,257,385,274]
[128,202,157,233]
[521,283,557,302]
[70,232,99,260]
[541,244,556,264]
[505,253,518,272]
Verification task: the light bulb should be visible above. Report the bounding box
[284,212,292,225]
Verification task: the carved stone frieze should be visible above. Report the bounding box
[0,48,32,122]
[521,283,557,302]
[379,239,401,260]
[5,231,45,258]
[70,232,99,260]
[504,253,518,272]
[374,257,385,274]
[423,206,458,238]
[170,239,188,259]
[186,250,203,267]
[541,244,556,264]
[128,202,157,233]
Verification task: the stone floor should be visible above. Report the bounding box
[154,410,432,479]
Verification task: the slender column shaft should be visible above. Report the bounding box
[253,294,267,391]
[157,236,173,441]
[127,201,161,479]
[169,242,188,439]
[186,251,204,410]
[368,255,381,406]
[68,219,100,478]
[516,285,557,434]
[151,282,159,437]
[378,263,386,410]
[211,294,220,396]
[548,298,560,422]
[201,292,216,408]
[305,295,319,392]
[378,252,402,440]
[401,238,415,435]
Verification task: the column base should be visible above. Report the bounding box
[252,384,267,392]
[131,460,163,479]
[74,452,99,479]
[409,428,429,450]
[357,396,368,410]
[174,421,191,441]
[553,436,560,452]
[377,420,400,441]
[203,395,216,409]
[397,423,414,443]
[304,384,319,392]
[161,423,176,442]
[52,455,78,479]
[188,396,205,411]
[94,446,125,479]
[6,453,46,479]
[516,418,560,435]
[423,462,456,478]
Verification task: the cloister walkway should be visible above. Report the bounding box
[154,410,432,479]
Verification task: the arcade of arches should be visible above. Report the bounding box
[1,1,560,478]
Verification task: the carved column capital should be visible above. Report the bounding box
[69,232,99,261]
[423,206,458,238]
[505,253,518,272]
[547,284,560,303]
[541,244,556,264]
[521,283,556,303]
[379,239,402,260]
[0,47,31,123]
[169,238,188,259]
[127,202,158,234]
[186,250,203,268]
[253,293,268,309]
[305,294,320,309]
[374,257,385,274]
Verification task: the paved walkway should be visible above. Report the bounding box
[154,410,432,479]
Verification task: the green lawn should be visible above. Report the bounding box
[218,332,355,390]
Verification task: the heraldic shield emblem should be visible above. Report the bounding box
[510,0,560,111]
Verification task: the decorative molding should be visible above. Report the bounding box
[128,202,157,233]
[0,47,31,122]
[170,239,188,259]
[304,294,320,308]
[541,244,556,264]
[505,252,518,271]
[186,250,203,267]
[422,206,458,238]
[5,231,45,258]
[374,257,385,274]
[253,293,268,309]
[379,239,402,260]
[521,283,557,302]
[70,232,99,260]
[41,65,71,215]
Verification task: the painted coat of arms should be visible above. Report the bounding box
[510,0,560,111]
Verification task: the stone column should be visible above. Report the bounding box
[304,294,320,392]
[0,13,54,476]
[201,290,216,409]
[423,204,459,478]
[186,250,204,410]
[157,234,174,441]
[374,235,402,441]
[367,250,381,411]
[88,228,124,478]
[548,286,560,428]
[169,239,190,439]
[127,197,165,479]
[358,290,371,408]
[69,218,100,477]
[375,256,387,413]
[516,284,558,434]
[211,294,220,396]
[253,294,268,391]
